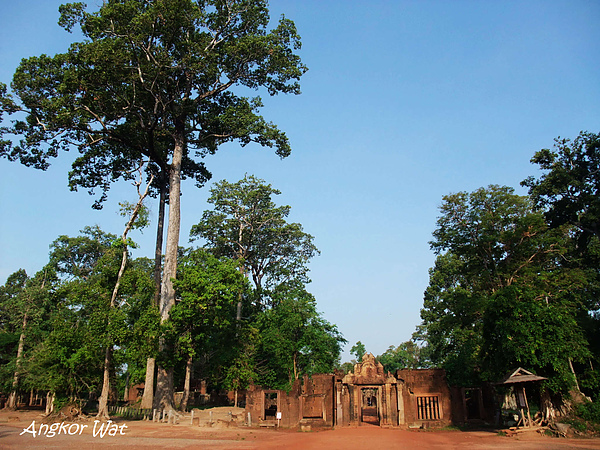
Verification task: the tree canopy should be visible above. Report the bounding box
[1,0,307,410]
[417,184,595,391]
[190,174,319,298]
[523,131,600,248]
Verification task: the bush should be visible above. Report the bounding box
[575,401,600,424]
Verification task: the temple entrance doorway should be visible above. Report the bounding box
[360,387,380,426]
[263,391,279,420]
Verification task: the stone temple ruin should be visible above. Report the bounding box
[245,353,454,429]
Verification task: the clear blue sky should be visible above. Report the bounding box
[1,0,599,361]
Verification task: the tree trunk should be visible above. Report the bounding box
[153,172,167,307]
[141,357,156,410]
[155,134,184,411]
[123,372,130,402]
[293,353,298,380]
[7,313,27,410]
[45,392,54,415]
[180,355,193,411]
[96,345,112,420]
[568,358,581,392]
[236,292,243,322]
[141,175,166,410]
[97,169,153,421]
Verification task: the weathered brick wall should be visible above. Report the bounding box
[244,380,310,428]
[396,369,452,427]
[302,374,335,426]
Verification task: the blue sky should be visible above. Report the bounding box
[1,0,599,360]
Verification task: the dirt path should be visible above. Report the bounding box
[1,409,599,449]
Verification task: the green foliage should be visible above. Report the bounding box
[223,327,258,392]
[48,226,117,279]
[119,201,150,231]
[170,249,249,386]
[350,341,366,363]
[172,249,247,338]
[338,362,354,374]
[24,305,104,398]
[482,285,590,392]
[0,227,156,402]
[190,174,319,296]
[377,341,426,373]
[574,401,600,424]
[0,266,59,393]
[1,0,306,208]
[254,282,346,389]
[523,131,600,247]
[415,253,485,386]
[418,184,593,392]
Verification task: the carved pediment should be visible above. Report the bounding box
[342,353,397,385]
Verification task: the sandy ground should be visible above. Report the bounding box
[1,409,600,450]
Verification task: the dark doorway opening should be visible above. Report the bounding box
[360,388,379,426]
[465,388,482,420]
[264,392,278,420]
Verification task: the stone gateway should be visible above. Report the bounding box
[245,353,453,429]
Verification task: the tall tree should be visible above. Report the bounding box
[0,268,56,409]
[97,168,153,420]
[255,282,345,388]
[414,252,485,386]
[190,175,319,310]
[430,185,558,292]
[1,0,306,410]
[523,131,600,248]
[170,249,247,410]
[522,132,600,398]
[18,228,118,410]
[418,185,591,391]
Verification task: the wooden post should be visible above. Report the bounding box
[522,387,532,428]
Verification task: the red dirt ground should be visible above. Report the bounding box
[1,409,600,449]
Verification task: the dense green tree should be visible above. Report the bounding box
[48,226,116,280]
[254,282,345,389]
[0,268,58,408]
[418,185,592,392]
[170,249,248,409]
[377,341,427,374]
[350,341,366,364]
[414,253,484,386]
[19,227,155,412]
[190,175,319,310]
[1,0,306,410]
[522,131,600,398]
[430,185,563,292]
[482,283,591,393]
[523,131,600,248]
